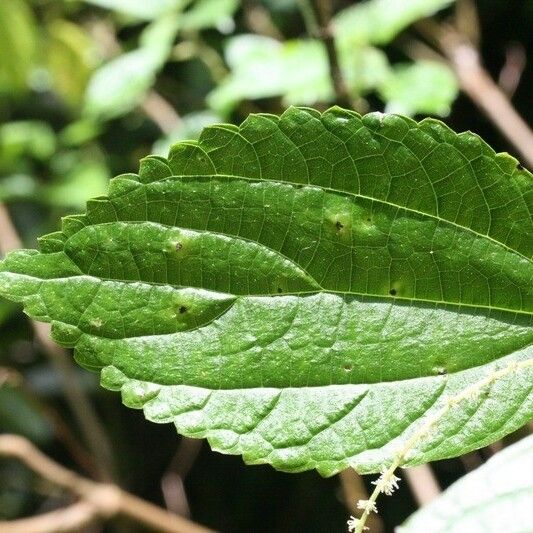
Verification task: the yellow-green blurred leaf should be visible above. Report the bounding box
[0,0,38,93]
[378,61,459,116]
[79,0,185,20]
[0,121,56,171]
[59,119,102,147]
[181,0,238,32]
[46,19,97,108]
[85,15,179,119]
[334,0,455,47]
[208,35,389,113]
[44,159,110,208]
[0,174,38,202]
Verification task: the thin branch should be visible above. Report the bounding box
[441,34,533,167]
[0,501,99,533]
[339,469,383,532]
[296,0,319,37]
[298,0,351,108]
[454,0,480,47]
[0,434,214,533]
[242,0,284,40]
[142,90,182,135]
[0,204,21,251]
[0,203,117,483]
[459,450,483,472]
[498,43,526,98]
[2,369,101,479]
[162,437,203,515]
[403,464,440,507]
[414,20,533,168]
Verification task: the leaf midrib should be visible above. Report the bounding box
[143,172,531,264]
[14,271,533,317]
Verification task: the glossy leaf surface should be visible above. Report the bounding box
[0,107,531,475]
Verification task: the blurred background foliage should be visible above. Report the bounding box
[0,0,531,531]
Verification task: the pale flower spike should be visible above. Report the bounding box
[347,515,369,532]
[356,499,378,513]
[371,466,401,496]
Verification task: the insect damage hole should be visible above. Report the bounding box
[178,306,187,314]
[389,288,397,296]
[335,220,344,230]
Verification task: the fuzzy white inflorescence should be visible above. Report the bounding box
[371,466,401,496]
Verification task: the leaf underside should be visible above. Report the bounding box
[0,107,531,476]
[401,434,533,532]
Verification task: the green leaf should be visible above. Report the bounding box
[401,435,533,532]
[334,0,455,47]
[208,35,389,112]
[45,20,96,108]
[0,107,531,476]
[79,0,185,20]
[84,15,179,119]
[181,0,239,32]
[0,174,38,202]
[378,61,459,116]
[0,121,56,171]
[0,0,37,93]
[44,159,110,209]
[84,49,160,119]
[59,119,102,147]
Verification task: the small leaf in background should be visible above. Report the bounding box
[209,35,388,113]
[334,0,456,47]
[378,60,459,116]
[341,46,391,96]
[58,119,102,147]
[0,175,38,203]
[400,434,533,533]
[45,159,110,209]
[84,48,165,119]
[0,108,531,476]
[46,19,97,108]
[84,15,180,119]
[0,0,37,93]
[207,35,318,112]
[181,0,239,33]
[0,122,56,171]
[139,13,182,54]
[79,0,186,20]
